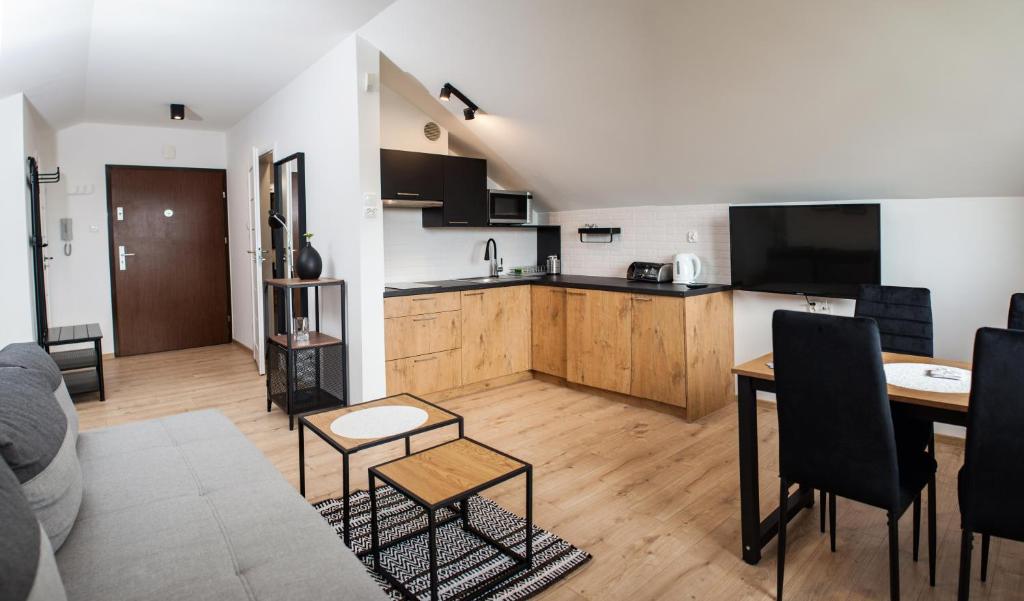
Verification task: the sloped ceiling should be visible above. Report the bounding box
[0,0,396,130]
[360,0,1024,210]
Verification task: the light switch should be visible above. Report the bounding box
[162,145,177,159]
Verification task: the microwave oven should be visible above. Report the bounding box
[488,190,532,224]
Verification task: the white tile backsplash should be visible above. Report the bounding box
[383,209,538,282]
[541,204,731,283]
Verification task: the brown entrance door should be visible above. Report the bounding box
[107,166,231,356]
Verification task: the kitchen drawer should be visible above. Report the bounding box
[385,311,461,360]
[384,292,460,318]
[386,349,462,396]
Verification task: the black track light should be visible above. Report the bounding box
[438,83,479,120]
[170,104,185,120]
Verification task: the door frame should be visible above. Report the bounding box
[249,144,276,374]
[105,164,231,357]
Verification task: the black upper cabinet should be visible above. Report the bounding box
[422,155,488,227]
[380,149,444,203]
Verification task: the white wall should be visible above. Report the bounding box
[381,84,448,154]
[0,93,36,345]
[379,81,536,282]
[227,35,386,403]
[45,123,226,353]
[546,197,1024,405]
[541,204,730,284]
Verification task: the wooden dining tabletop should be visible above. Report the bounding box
[733,351,971,413]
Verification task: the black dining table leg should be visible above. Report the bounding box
[738,375,763,564]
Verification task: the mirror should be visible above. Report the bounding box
[272,153,306,279]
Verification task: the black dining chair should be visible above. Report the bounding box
[851,284,937,572]
[956,327,1024,601]
[1008,293,1024,330]
[773,311,937,601]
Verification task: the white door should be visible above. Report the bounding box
[247,148,267,374]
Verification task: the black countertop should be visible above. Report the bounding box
[384,274,732,299]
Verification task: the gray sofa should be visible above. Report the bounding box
[0,343,385,601]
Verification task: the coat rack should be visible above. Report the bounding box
[27,157,61,344]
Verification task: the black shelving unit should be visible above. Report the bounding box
[263,277,348,430]
[578,227,621,243]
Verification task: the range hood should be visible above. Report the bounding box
[382,196,443,208]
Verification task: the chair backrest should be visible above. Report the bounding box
[772,310,900,511]
[855,285,934,357]
[961,327,1024,541]
[1009,293,1024,330]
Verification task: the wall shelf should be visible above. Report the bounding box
[578,227,621,243]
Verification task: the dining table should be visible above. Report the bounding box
[732,351,971,565]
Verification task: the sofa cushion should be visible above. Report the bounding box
[59,410,385,601]
[0,343,62,390]
[0,367,83,550]
[0,460,68,601]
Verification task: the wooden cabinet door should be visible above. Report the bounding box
[461,287,531,384]
[683,291,735,420]
[531,286,566,377]
[630,295,686,406]
[565,289,631,394]
[384,311,461,360]
[386,349,462,396]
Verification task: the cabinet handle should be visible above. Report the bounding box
[413,315,438,321]
[411,297,435,301]
[413,356,438,363]
[396,192,420,197]
[566,291,586,296]
[463,291,484,296]
[632,296,652,302]
[448,220,469,225]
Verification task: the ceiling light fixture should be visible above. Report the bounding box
[170,104,185,120]
[439,83,479,120]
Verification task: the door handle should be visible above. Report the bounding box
[566,291,586,296]
[118,245,135,271]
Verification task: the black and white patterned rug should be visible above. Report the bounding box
[315,486,591,600]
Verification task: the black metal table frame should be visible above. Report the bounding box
[297,395,464,548]
[41,324,106,402]
[263,279,347,430]
[737,373,967,565]
[368,437,533,601]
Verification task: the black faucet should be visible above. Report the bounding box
[484,238,502,277]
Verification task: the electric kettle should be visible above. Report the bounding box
[672,253,702,284]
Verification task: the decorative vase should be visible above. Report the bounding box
[296,241,322,280]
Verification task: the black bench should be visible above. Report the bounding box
[41,323,105,401]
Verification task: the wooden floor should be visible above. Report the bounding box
[75,344,1022,601]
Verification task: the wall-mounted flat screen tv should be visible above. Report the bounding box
[729,204,881,298]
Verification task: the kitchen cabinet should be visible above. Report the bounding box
[380,149,444,204]
[461,286,531,384]
[422,155,488,227]
[384,292,460,319]
[384,311,461,361]
[630,295,687,406]
[531,286,566,378]
[386,349,462,397]
[565,289,632,394]
[681,291,734,420]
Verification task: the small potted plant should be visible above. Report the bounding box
[296,232,322,280]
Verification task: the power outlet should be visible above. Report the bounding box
[364,206,377,218]
[806,299,832,314]
[687,230,699,243]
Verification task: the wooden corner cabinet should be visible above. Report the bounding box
[385,284,734,422]
[263,277,348,430]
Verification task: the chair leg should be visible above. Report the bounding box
[829,493,837,552]
[928,477,937,586]
[980,534,990,583]
[778,478,789,601]
[820,489,826,533]
[959,529,974,601]
[912,494,921,562]
[887,510,901,601]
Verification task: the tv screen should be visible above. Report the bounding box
[729,204,881,298]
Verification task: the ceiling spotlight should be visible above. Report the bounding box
[438,83,479,121]
[170,104,185,120]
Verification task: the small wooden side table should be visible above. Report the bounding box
[298,393,463,547]
[41,323,105,401]
[369,438,533,601]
